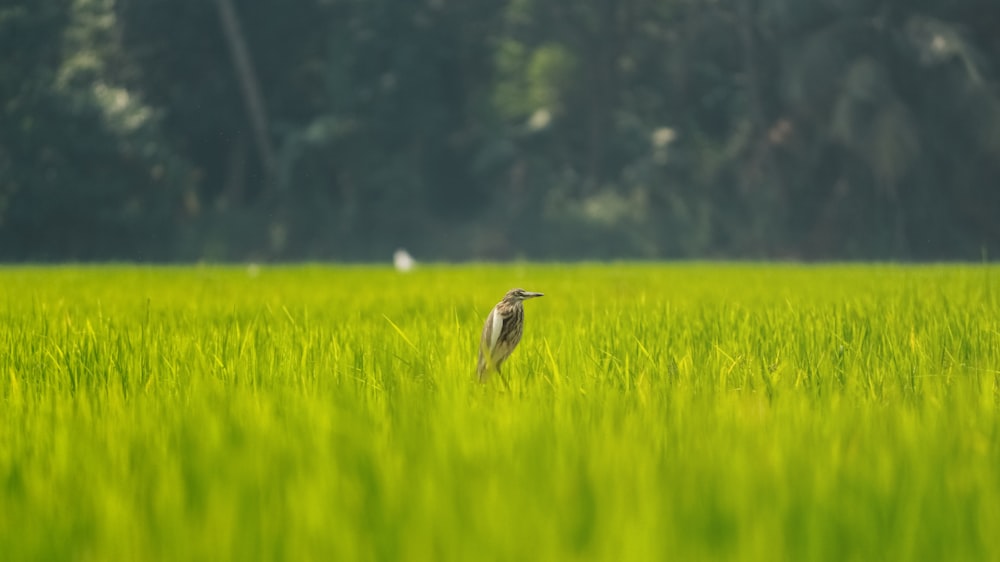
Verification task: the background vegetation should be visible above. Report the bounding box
[1,264,999,560]
[3,0,999,261]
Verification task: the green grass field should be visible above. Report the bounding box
[2,264,999,561]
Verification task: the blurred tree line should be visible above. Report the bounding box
[2,0,999,261]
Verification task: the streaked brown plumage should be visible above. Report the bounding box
[477,288,544,381]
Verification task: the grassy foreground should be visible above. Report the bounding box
[1,264,999,561]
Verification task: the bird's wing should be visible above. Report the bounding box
[488,307,504,351]
[478,308,498,378]
[479,306,505,363]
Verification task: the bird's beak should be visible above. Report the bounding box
[524,292,544,299]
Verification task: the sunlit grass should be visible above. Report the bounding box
[1,264,999,561]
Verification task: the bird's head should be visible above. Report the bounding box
[504,288,544,302]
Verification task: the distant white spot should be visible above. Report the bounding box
[247,263,261,278]
[528,108,552,131]
[394,248,416,272]
[651,127,677,148]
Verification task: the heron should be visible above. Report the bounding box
[477,288,544,382]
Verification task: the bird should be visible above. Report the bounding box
[477,288,544,382]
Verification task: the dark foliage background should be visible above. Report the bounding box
[2,0,999,261]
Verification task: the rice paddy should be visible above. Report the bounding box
[1,264,998,561]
